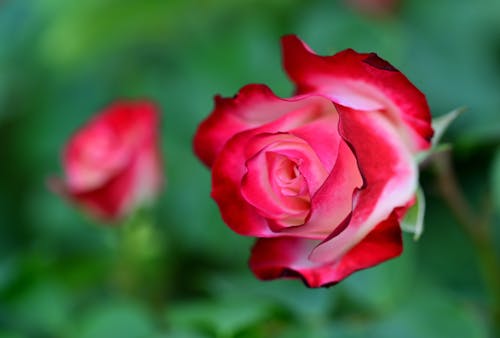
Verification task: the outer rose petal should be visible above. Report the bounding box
[63,144,162,220]
[195,84,307,167]
[249,212,402,287]
[309,105,417,262]
[194,84,341,168]
[60,155,140,219]
[64,122,129,191]
[281,35,433,152]
[211,129,272,236]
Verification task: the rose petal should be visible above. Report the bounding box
[64,123,129,191]
[194,84,299,167]
[194,84,339,167]
[249,211,402,287]
[126,141,164,210]
[322,211,402,284]
[309,106,417,263]
[249,236,323,286]
[241,149,311,225]
[64,101,159,192]
[64,152,139,220]
[289,113,341,172]
[211,129,272,236]
[243,132,329,195]
[282,140,363,238]
[281,35,433,152]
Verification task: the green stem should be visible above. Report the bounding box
[434,151,500,336]
[111,209,168,309]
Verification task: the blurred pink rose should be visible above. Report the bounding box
[51,101,163,221]
[194,35,432,287]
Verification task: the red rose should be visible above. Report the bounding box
[194,35,432,287]
[51,101,163,221]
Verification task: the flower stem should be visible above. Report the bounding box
[433,151,500,336]
[112,208,168,310]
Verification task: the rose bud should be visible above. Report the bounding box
[194,35,432,287]
[51,101,163,222]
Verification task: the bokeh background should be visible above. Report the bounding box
[1,0,500,337]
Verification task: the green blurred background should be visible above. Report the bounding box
[1,0,500,337]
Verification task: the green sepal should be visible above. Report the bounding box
[417,107,465,164]
[401,186,426,240]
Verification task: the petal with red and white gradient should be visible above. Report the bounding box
[194,85,282,167]
[193,84,340,167]
[281,35,433,152]
[282,140,363,238]
[249,211,402,287]
[211,129,272,236]
[309,105,417,263]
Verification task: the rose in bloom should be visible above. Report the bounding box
[194,35,432,287]
[51,101,163,221]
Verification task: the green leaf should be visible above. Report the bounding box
[166,297,273,338]
[73,301,157,338]
[7,280,73,336]
[369,283,488,338]
[207,273,336,322]
[401,187,425,240]
[0,333,24,338]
